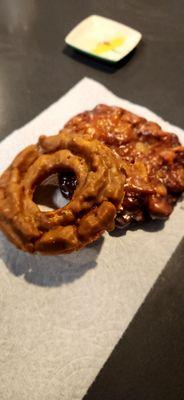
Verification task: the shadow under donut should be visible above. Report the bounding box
[0,233,104,288]
[110,219,166,238]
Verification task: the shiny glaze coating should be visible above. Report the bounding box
[63,105,184,226]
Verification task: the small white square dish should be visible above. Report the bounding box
[65,15,142,63]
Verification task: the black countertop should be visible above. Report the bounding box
[0,1,184,399]
[0,0,184,142]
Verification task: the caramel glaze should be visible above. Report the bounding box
[60,104,184,227]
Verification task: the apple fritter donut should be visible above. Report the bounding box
[0,131,125,254]
[63,105,184,227]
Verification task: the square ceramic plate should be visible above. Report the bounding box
[65,15,142,63]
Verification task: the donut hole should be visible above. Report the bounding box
[33,173,70,211]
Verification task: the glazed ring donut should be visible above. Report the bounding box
[0,131,125,254]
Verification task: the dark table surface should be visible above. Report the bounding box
[0,1,184,399]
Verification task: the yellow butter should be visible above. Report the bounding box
[93,37,125,55]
